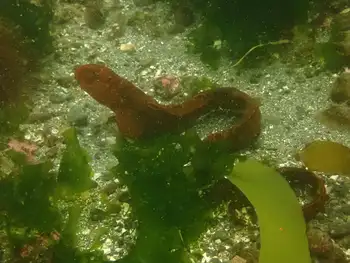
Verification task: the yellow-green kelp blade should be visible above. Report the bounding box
[228,159,311,263]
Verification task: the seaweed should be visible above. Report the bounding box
[157,0,309,67]
[0,0,53,53]
[57,128,95,194]
[0,127,102,263]
[112,130,237,263]
[72,64,330,262]
[0,125,328,262]
[0,161,61,232]
[0,0,54,136]
[111,132,322,263]
[229,159,311,263]
[0,17,29,105]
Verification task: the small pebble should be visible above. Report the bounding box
[120,43,136,52]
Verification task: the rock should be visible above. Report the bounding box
[231,256,247,263]
[67,105,88,126]
[56,75,75,88]
[89,208,107,222]
[339,204,350,214]
[330,72,350,103]
[27,111,56,123]
[0,154,15,175]
[106,201,122,214]
[329,222,350,239]
[208,257,222,263]
[249,72,263,84]
[50,90,72,104]
[340,235,350,249]
[138,57,155,68]
[329,9,350,67]
[84,2,105,29]
[45,146,59,158]
[105,136,116,146]
[117,190,131,203]
[328,0,349,12]
[342,31,350,56]
[212,230,230,242]
[317,103,350,130]
[120,43,136,52]
[174,5,194,27]
[236,248,258,263]
[133,0,153,7]
[331,244,349,263]
[307,228,333,257]
[102,181,120,196]
[54,4,80,25]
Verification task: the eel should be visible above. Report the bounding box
[74,64,261,150]
[74,64,327,220]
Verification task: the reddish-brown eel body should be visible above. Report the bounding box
[74,64,327,220]
[74,64,261,150]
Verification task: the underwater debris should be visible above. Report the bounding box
[231,39,291,68]
[74,64,261,150]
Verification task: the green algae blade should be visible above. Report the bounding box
[228,159,311,263]
[58,127,94,194]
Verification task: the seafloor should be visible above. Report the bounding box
[14,0,350,262]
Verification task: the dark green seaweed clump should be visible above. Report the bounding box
[0,0,54,135]
[158,0,309,68]
[0,126,321,262]
[0,128,103,263]
[112,130,237,263]
[0,0,53,53]
[0,128,237,263]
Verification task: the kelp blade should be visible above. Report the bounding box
[228,159,311,263]
[297,140,350,175]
